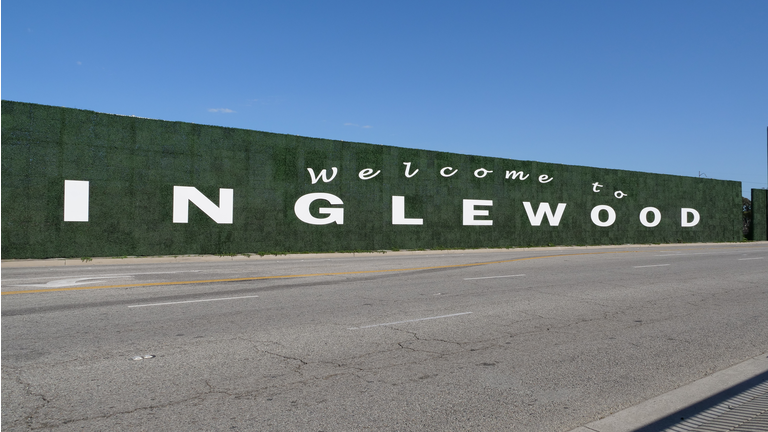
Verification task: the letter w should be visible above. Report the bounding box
[173,186,233,224]
[523,202,567,226]
[307,167,338,184]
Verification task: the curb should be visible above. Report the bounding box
[570,352,768,432]
[3,242,762,268]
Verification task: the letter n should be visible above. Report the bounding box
[173,186,234,224]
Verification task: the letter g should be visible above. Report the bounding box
[294,193,344,225]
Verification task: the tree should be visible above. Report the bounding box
[743,197,752,239]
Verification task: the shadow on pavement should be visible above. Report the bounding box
[633,369,768,431]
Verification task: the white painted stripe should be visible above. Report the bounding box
[103,271,204,276]
[349,312,472,330]
[17,276,128,288]
[738,257,764,261]
[128,295,259,308]
[464,274,525,280]
[633,264,671,268]
[4,270,203,283]
[655,252,715,257]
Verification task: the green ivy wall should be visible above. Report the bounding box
[752,189,768,241]
[1,101,742,259]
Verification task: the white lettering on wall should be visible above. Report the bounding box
[505,170,530,181]
[440,167,458,177]
[63,175,703,233]
[591,205,616,227]
[307,167,338,184]
[403,162,419,178]
[392,196,423,225]
[681,208,700,227]
[474,168,493,178]
[640,207,661,227]
[173,186,233,224]
[522,202,567,226]
[297,164,552,183]
[64,180,90,222]
[358,168,381,180]
[463,199,493,226]
[294,193,344,225]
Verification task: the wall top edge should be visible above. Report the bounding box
[1,99,742,186]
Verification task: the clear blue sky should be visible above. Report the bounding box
[3,1,767,197]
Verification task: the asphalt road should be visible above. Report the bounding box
[2,243,768,431]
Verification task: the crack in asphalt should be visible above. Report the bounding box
[1,368,51,431]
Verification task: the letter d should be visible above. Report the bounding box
[681,208,700,227]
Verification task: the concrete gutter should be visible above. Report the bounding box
[2,242,764,268]
[3,242,761,268]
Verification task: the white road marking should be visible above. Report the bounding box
[654,252,715,257]
[128,295,259,308]
[14,276,129,288]
[738,257,764,261]
[6,270,203,284]
[349,312,472,330]
[633,264,671,268]
[464,274,525,280]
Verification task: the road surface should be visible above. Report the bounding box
[2,243,767,431]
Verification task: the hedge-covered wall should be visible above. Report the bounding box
[1,101,743,259]
[752,189,768,241]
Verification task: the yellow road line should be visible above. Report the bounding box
[1,251,634,296]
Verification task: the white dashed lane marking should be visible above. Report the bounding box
[128,295,260,308]
[464,274,525,280]
[349,312,472,330]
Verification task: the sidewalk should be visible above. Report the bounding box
[570,352,768,432]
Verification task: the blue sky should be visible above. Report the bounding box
[3,1,767,197]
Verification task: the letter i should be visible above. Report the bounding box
[64,180,90,222]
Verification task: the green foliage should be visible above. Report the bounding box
[743,197,752,239]
[1,100,743,259]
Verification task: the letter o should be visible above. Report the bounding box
[474,168,493,178]
[639,207,661,228]
[591,205,616,227]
